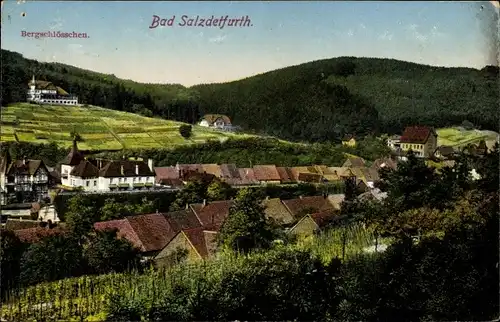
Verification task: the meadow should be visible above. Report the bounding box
[1,224,378,321]
[436,127,498,147]
[0,103,256,151]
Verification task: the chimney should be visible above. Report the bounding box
[22,156,27,165]
[185,203,189,210]
[135,164,139,175]
[98,159,102,169]
[299,195,303,199]
[203,199,207,206]
[120,165,124,176]
[156,209,159,214]
[178,169,182,178]
[147,159,153,172]
[265,196,270,200]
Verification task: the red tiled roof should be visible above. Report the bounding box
[276,167,295,183]
[282,195,336,217]
[253,165,281,181]
[310,210,338,228]
[13,226,67,244]
[400,126,436,144]
[163,209,202,232]
[126,214,177,253]
[94,219,142,250]
[182,227,218,258]
[190,200,234,229]
[154,166,179,182]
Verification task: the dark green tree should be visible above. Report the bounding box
[218,188,279,252]
[84,229,141,274]
[19,235,85,286]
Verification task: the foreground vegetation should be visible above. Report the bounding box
[0,103,255,150]
[3,49,498,143]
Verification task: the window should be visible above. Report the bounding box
[94,180,97,186]
[86,181,90,187]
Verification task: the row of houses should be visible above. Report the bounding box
[154,156,397,189]
[0,134,397,204]
[8,193,394,266]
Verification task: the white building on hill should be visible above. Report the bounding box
[60,140,156,191]
[27,75,79,106]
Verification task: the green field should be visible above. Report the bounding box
[436,127,498,147]
[0,103,256,150]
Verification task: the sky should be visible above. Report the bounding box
[1,1,499,86]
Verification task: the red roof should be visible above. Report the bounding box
[310,211,338,228]
[190,200,234,229]
[154,166,179,181]
[282,196,336,217]
[94,210,205,254]
[94,219,143,250]
[400,126,436,144]
[182,227,218,258]
[253,165,281,181]
[13,226,67,243]
[276,167,295,183]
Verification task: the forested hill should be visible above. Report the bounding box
[2,49,498,143]
[193,57,499,140]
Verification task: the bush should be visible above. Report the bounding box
[179,124,192,139]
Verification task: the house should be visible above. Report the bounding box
[398,126,438,158]
[154,166,183,188]
[342,156,366,168]
[387,135,401,150]
[262,197,295,225]
[252,165,281,184]
[371,157,398,172]
[282,195,338,219]
[276,167,295,184]
[27,75,79,106]
[328,167,357,181]
[199,114,232,130]
[0,203,36,222]
[94,209,202,259]
[288,210,342,238]
[357,188,388,203]
[342,135,356,147]
[60,140,155,191]
[189,199,234,229]
[434,146,456,159]
[314,165,342,182]
[0,151,51,205]
[155,227,218,267]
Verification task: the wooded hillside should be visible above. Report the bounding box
[2,49,498,142]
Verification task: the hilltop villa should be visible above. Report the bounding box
[391,126,438,159]
[60,139,156,192]
[199,114,233,130]
[27,75,79,106]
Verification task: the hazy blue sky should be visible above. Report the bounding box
[1,1,498,86]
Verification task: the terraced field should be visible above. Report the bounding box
[0,103,254,150]
[437,127,499,148]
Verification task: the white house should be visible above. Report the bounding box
[199,114,232,130]
[27,75,79,106]
[60,140,155,191]
[387,135,401,150]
